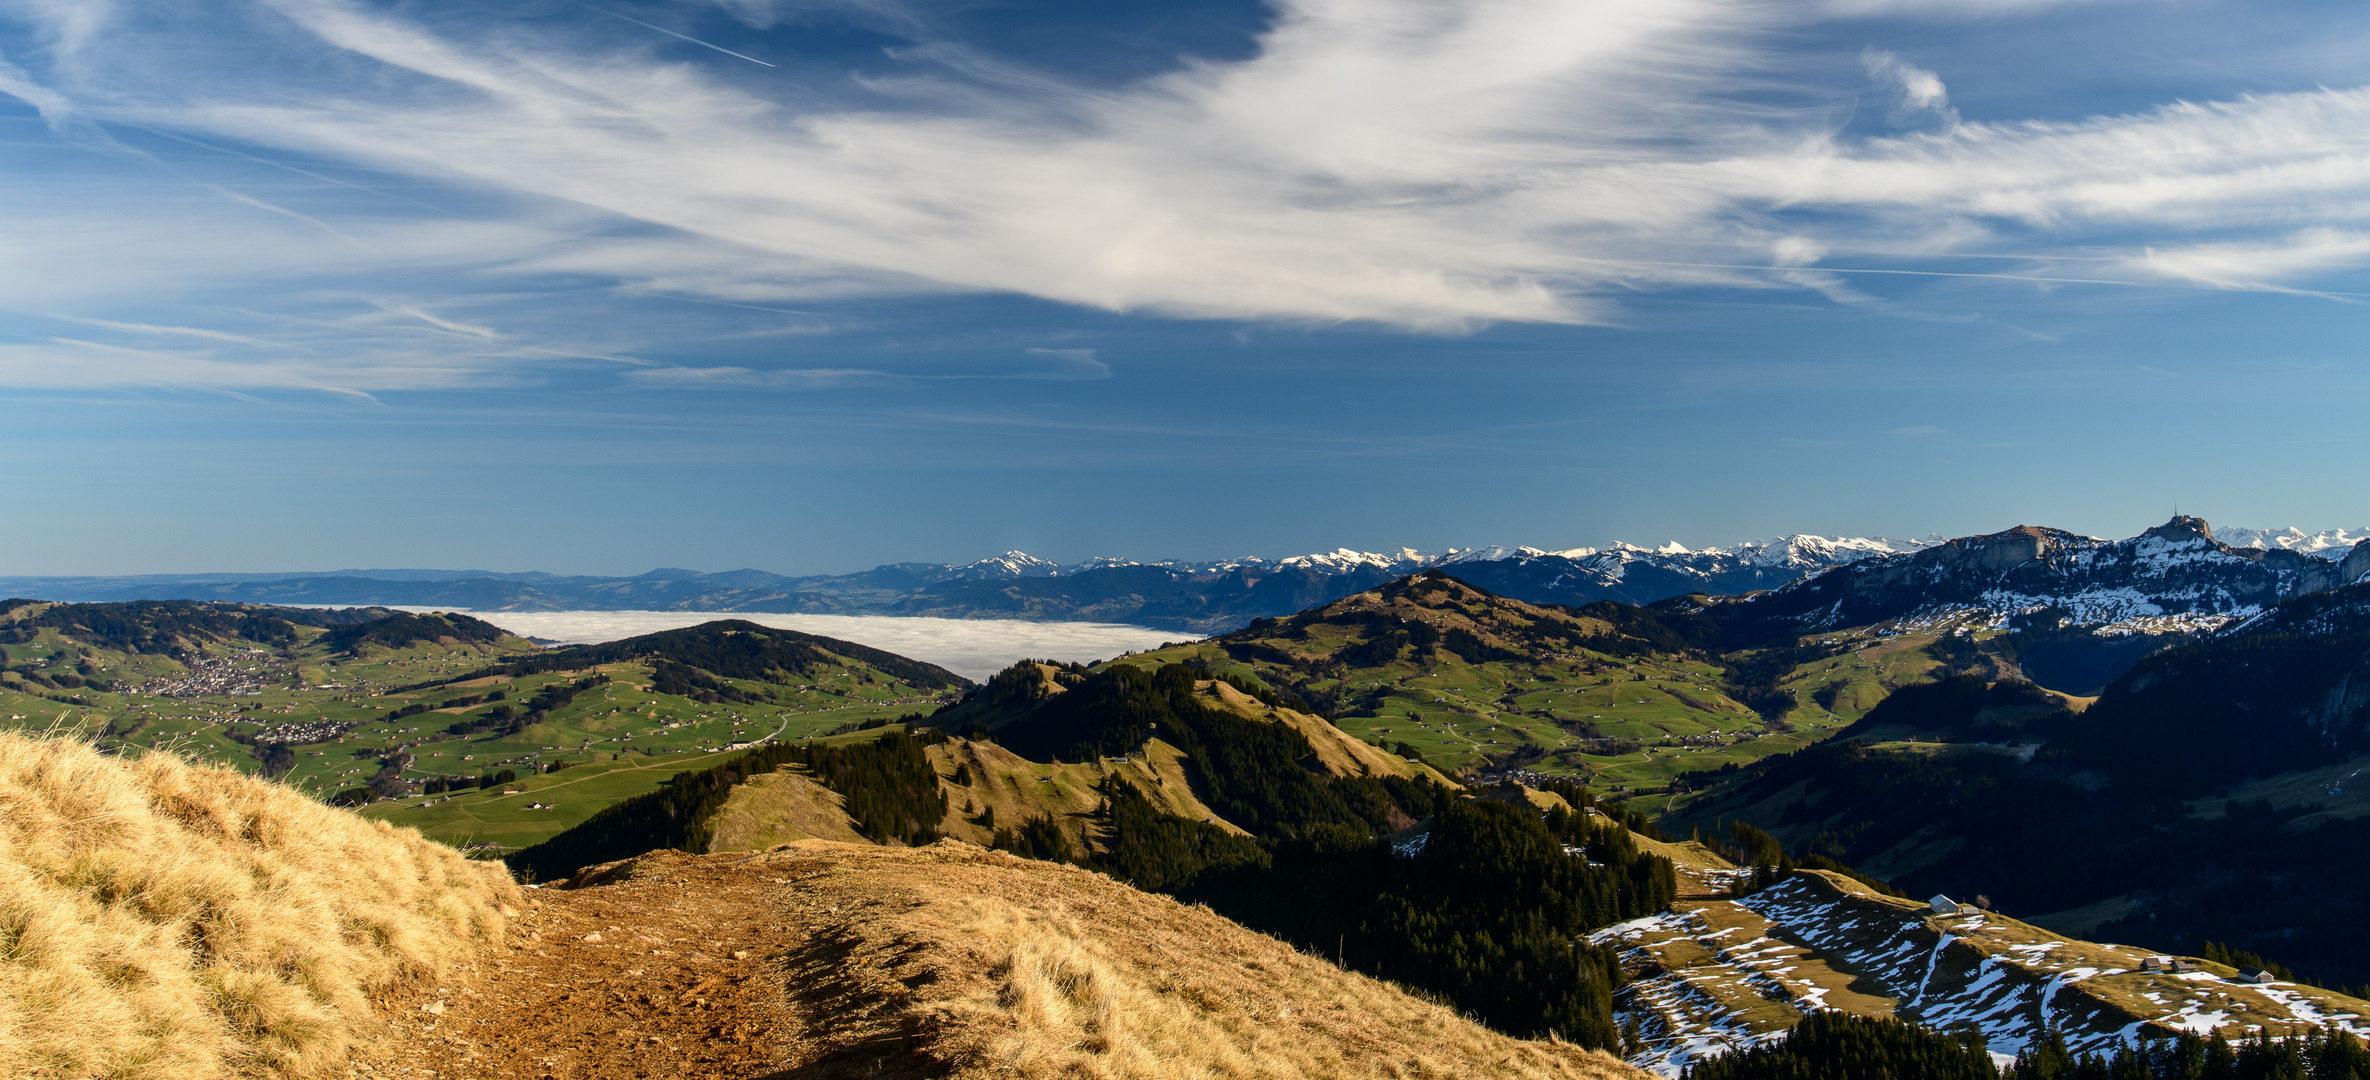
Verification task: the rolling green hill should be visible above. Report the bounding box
[1059,570,1958,805]
[0,601,970,851]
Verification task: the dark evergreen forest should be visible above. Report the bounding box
[415,620,967,693]
[1681,1012,1998,1080]
[506,728,947,882]
[324,611,506,654]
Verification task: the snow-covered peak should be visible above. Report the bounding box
[944,532,1945,582]
[1590,534,1937,568]
[1724,534,1943,568]
[1276,547,1432,574]
[2217,526,2370,559]
[1435,545,1545,565]
[1185,555,1279,573]
[953,551,1062,578]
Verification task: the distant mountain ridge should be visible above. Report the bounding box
[1653,516,2370,696]
[2212,525,2370,556]
[0,532,1947,632]
[0,523,2359,636]
[1682,517,2370,643]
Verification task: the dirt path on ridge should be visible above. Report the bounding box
[343,841,1651,1080]
[346,854,813,1080]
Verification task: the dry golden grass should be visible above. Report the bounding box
[703,768,868,851]
[0,732,517,1079]
[740,840,1648,1080]
[1195,681,1459,788]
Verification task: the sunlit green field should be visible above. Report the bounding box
[0,618,960,848]
[1104,617,1961,813]
[355,722,919,850]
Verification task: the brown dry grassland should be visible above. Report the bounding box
[354,841,1650,1080]
[0,731,518,1079]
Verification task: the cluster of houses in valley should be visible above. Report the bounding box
[1474,766,1566,788]
[250,719,356,745]
[135,651,278,697]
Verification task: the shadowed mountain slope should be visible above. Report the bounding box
[1669,578,2370,986]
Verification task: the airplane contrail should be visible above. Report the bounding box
[572,2,777,67]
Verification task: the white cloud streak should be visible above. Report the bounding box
[2127,228,2370,291]
[1,0,2368,391]
[1824,0,2148,17]
[0,339,507,396]
[620,347,1110,389]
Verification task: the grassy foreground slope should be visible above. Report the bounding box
[364,842,1646,1080]
[0,731,517,1079]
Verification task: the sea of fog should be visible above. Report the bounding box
[393,609,1190,683]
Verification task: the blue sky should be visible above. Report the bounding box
[1,0,2367,575]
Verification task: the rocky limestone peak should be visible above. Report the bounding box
[1931,524,2072,573]
[2346,539,2370,586]
[2143,515,2216,544]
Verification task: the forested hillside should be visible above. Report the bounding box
[512,654,1679,1052]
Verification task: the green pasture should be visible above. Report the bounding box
[1107,618,1968,811]
[0,624,958,848]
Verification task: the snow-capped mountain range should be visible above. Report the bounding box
[2207,526,2370,557]
[931,526,2366,585]
[1664,517,2370,693]
[929,532,1951,582]
[1,521,2359,642]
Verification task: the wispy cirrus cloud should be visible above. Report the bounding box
[2126,228,2370,292]
[1018,348,1111,381]
[1822,0,2151,16]
[52,317,283,347]
[0,0,2366,393]
[622,347,1110,389]
[0,338,512,397]
[621,364,901,389]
